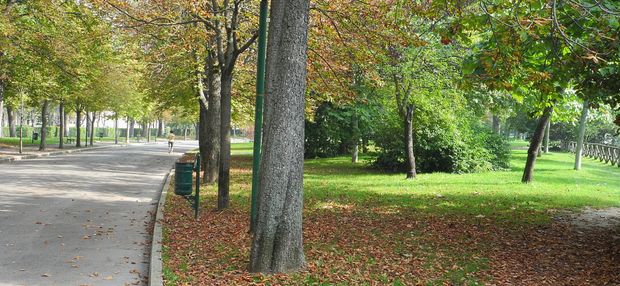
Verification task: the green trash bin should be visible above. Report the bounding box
[174,162,194,196]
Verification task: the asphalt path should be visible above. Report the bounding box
[0,141,197,286]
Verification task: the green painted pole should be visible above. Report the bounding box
[195,153,201,220]
[250,0,269,232]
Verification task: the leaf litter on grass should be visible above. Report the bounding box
[162,195,619,285]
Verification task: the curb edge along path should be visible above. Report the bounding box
[0,142,161,164]
[0,144,120,164]
[149,169,173,286]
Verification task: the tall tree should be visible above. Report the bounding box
[249,0,309,273]
[462,0,619,182]
[101,1,259,206]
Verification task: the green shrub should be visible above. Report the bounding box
[372,108,510,174]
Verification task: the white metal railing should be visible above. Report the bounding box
[565,141,620,167]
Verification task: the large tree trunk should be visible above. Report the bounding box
[39,100,49,151]
[249,0,309,273]
[59,102,64,149]
[522,106,554,183]
[76,109,82,147]
[492,114,500,134]
[574,100,589,170]
[405,104,416,179]
[7,105,16,137]
[205,52,221,183]
[218,71,233,209]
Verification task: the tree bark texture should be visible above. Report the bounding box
[7,105,16,137]
[405,104,416,179]
[39,100,49,151]
[218,71,233,209]
[574,100,589,170]
[205,52,221,183]
[249,0,309,273]
[522,105,554,183]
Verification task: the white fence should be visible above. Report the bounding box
[566,142,620,167]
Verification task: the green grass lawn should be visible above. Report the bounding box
[303,151,620,223]
[231,142,253,154]
[225,141,620,224]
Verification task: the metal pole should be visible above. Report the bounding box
[194,154,201,219]
[250,0,268,232]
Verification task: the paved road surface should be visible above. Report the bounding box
[0,141,197,286]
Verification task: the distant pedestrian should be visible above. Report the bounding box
[167,131,175,153]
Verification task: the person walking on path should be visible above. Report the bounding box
[167,131,175,153]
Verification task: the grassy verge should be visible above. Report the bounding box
[161,142,620,285]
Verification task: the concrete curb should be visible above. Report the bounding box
[0,141,163,164]
[0,144,125,164]
[149,168,173,286]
